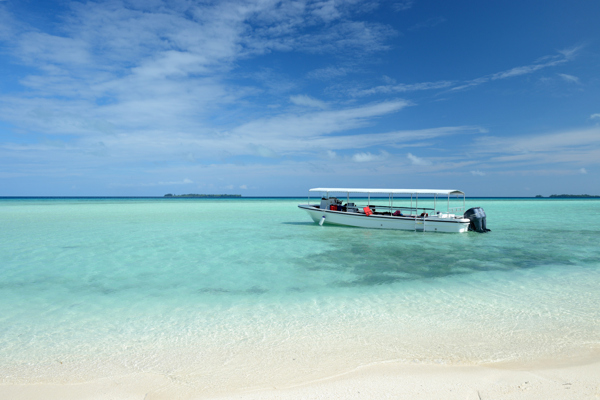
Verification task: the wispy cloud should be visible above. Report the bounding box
[0,0,415,193]
[350,46,582,97]
[352,151,388,162]
[0,122,483,176]
[471,127,600,166]
[392,0,414,12]
[116,178,193,187]
[228,100,411,143]
[408,16,446,31]
[478,127,600,154]
[351,81,453,97]
[450,47,581,91]
[0,1,595,195]
[407,153,431,166]
[306,66,350,80]
[558,73,580,84]
[290,94,328,109]
[0,0,396,139]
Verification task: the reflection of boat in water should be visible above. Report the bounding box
[298,188,490,233]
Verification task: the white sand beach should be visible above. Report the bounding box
[2,359,599,399]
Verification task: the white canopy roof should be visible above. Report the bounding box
[309,188,464,196]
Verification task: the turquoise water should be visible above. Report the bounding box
[1,198,599,390]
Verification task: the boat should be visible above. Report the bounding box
[298,188,490,233]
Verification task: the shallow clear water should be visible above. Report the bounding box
[1,198,599,390]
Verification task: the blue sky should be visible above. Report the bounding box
[0,0,599,196]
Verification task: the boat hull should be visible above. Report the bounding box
[298,204,470,233]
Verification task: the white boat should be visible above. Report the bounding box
[298,188,489,233]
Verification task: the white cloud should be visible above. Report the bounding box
[408,16,446,31]
[558,73,580,84]
[393,1,414,11]
[470,127,600,167]
[2,1,592,195]
[225,122,479,157]
[290,94,328,109]
[158,178,193,185]
[352,80,453,97]
[230,100,410,143]
[0,123,481,176]
[355,46,582,97]
[558,45,584,60]
[307,66,349,80]
[450,46,582,91]
[352,151,388,162]
[247,144,279,158]
[244,7,395,55]
[0,0,396,141]
[579,168,587,174]
[477,127,600,154]
[17,32,91,66]
[470,170,485,176]
[407,153,431,166]
[310,0,342,22]
[115,178,193,187]
[590,113,600,120]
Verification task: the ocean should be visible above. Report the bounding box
[1,197,599,393]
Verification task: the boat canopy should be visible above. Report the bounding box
[309,188,464,196]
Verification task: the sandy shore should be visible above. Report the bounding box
[2,360,599,400]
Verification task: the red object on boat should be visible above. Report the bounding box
[330,205,338,211]
[363,206,373,216]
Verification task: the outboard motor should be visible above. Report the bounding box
[464,207,491,233]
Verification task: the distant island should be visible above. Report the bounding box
[164,194,242,198]
[535,194,600,198]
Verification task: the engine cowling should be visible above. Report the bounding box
[464,207,491,233]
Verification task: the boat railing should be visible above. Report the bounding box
[350,204,466,215]
[317,202,466,216]
[356,204,436,215]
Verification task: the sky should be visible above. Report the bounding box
[0,0,599,196]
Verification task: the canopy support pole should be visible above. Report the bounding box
[416,193,419,214]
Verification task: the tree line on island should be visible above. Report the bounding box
[164,194,242,198]
[535,194,600,198]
